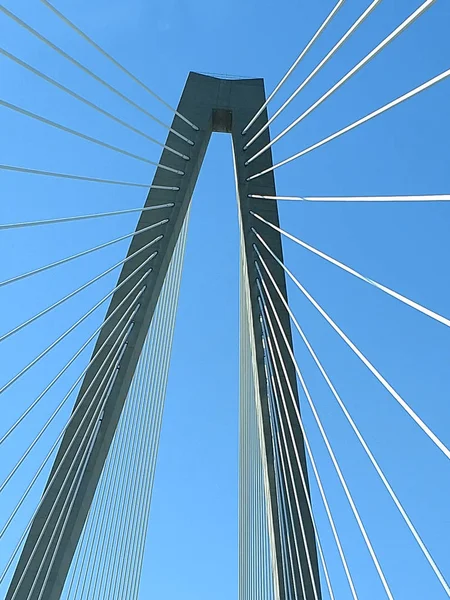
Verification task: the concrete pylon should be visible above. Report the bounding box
[8,73,321,600]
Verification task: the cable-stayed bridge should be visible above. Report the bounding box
[0,1,449,598]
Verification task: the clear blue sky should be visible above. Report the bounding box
[0,0,449,598]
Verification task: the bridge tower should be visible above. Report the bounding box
[7,73,321,600]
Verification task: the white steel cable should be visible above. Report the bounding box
[0,316,134,585]
[113,268,176,599]
[261,303,335,600]
[248,68,450,179]
[41,0,199,132]
[0,164,178,190]
[0,231,161,345]
[264,355,301,600]
[254,232,450,462]
[33,377,113,600]
[246,0,438,166]
[260,307,318,600]
[257,271,358,599]
[83,316,153,598]
[0,293,143,539]
[0,49,190,161]
[69,336,147,599]
[0,240,157,345]
[34,357,128,600]
[63,461,106,598]
[260,306,333,600]
[256,258,394,599]
[244,0,381,149]
[249,194,450,203]
[70,213,189,599]
[34,402,106,600]
[0,7,195,145]
[97,333,151,598]
[0,244,157,398]
[0,266,151,495]
[0,205,172,231]
[262,336,300,600]
[0,99,185,175]
[259,258,450,595]
[125,217,190,600]
[10,341,129,600]
[0,220,166,289]
[242,0,346,135]
[0,241,158,444]
[252,213,450,329]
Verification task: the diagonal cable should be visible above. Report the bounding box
[256,253,394,599]
[257,270,358,599]
[8,336,130,600]
[252,213,450,329]
[254,231,450,461]
[0,232,161,344]
[263,336,303,600]
[261,308,317,600]
[0,240,159,444]
[0,49,190,160]
[249,193,450,203]
[41,0,199,132]
[244,0,381,149]
[0,220,166,290]
[0,7,194,145]
[248,68,450,179]
[0,263,152,494]
[0,205,173,231]
[0,291,143,539]
[259,256,450,595]
[242,0,346,135]
[0,312,135,584]
[246,0,438,166]
[0,164,178,189]
[260,304,333,600]
[35,399,105,600]
[0,240,158,397]
[0,99,184,175]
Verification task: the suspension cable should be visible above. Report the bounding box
[0,261,153,495]
[246,0,438,166]
[249,194,450,203]
[0,7,194,145]
[259,257,450,595]
[263,353,302,600]
[0,233,160,345]
[0,49,190,160]
[252,213,450,329]
[33,364,124,600]
[0,312,135,585]
[125,218,189,600]
[256,270,358,599]
[247,68,450,179]
[41,0,199,132]
[259,301,331,600]
[0,219,166,289]
[244,0,381,149]
[0,99,184,175]
[0,205,173,231]
[0,164,178,190]
[256,253,394,599]
[0,291,144,538]
[0,243,157,398]
[8,337,130,600]
[242,0,346,135]
[0,241,159,444]
[254,231,450,461]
